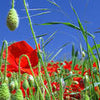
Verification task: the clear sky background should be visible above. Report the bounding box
[0,0,100,60]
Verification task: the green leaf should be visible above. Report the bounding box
[35,22,80,30]
[35,22,95,38]
[83,94,90,100]
[92,44,100,50]
[94,31,100,33]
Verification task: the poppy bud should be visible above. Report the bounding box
[9,81,15,91]
[0,83,10,100]
[73,81,79,85]
[22,79,29,90]
[14,80,18,90]
[13,89,23,100]
[60,78,65,88]
[28,75,34,87]
[82,51,85,57]
[6,8,19,31]
[4,77,9,85]
[85,74,89,83]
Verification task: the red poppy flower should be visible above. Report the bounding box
[74,64,80,71]
[2,41,39,74]
[51,82,59,92]
[73,77,84,90]
[63,61,71,71]
[7,72,12,77]
[93,62,97,67]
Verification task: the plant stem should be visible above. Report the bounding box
[4,41,8,83]
[85,33,96,99]
[18,57,21,89]
[0,42,5,77]
[12,0,15,8]
[0,40,8,82]
[23,0,55,99]
[38,61,51,100]
[93,38,100,68]
[19,54,44,100]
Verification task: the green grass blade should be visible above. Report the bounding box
[26,33,48,41]
[36,33,48,38]
[35,22,95,38]
[94,31,100,33]
[46,51,54,61]
[58,42,71,49]
[92,38,100,61]
[50,48,63,61]
[47,0,60,7]
[92,44,100,50]
[72,44,75,57]
[43,37,54,48]
[21,11,50,19]
[50,42,71,61]
[35,22,80,30]
[31,11,51,16]
[44,31,57,45]
[70,3,97,61]
[25,8,49,11]
[59,78,64,100]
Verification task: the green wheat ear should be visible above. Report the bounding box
[13,89,23,100]
[0,83,10,100]
[6,8,19,31]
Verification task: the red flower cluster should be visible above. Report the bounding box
[63,77,84,100]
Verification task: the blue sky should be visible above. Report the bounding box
[0,0,100,60]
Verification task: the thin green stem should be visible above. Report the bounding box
[0,42,5,76]
[4,41,8,82]
[23,0,55,99]
[18,57,21,89]
[38,61,51,100]
[0,40,8,82]
[59,78,64,100]
[93,38,100,67]
[12,0,15,8]
[85,34,96,99]
[41,38,47,65]
[19,54,44,100]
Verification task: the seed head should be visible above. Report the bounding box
[13,89,23,100]
[0,83,10,100]
[6,8,19,31]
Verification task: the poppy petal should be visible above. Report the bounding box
[3,41,34,66]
